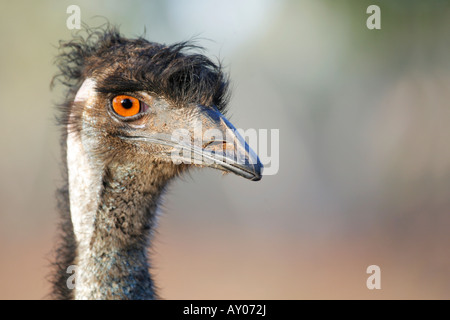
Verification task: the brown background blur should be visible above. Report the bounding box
[0,0,449,299]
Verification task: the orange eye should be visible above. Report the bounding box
[112,95,141,117]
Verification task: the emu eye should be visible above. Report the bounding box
[112,95,142,117]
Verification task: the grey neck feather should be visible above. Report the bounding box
[67,129,161,299]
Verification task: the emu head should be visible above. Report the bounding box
[60,29,262,184]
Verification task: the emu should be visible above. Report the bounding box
[50,27,262,300]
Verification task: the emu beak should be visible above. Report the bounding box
[191,106,263,181]
[166,105,263,181]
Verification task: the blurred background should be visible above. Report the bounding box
[0,0,449,299]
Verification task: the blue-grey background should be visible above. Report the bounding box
[0,0,449,299]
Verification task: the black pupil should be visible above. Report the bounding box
[121,98,134,109]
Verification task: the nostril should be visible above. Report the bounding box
[202,140,229,152]
[202,140,214,149]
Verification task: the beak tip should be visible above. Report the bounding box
[219,158,263,182]
[251,175,262,181]
[252,161,263,181]
[244,159,263,181]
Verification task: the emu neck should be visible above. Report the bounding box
[67,131,163,300]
